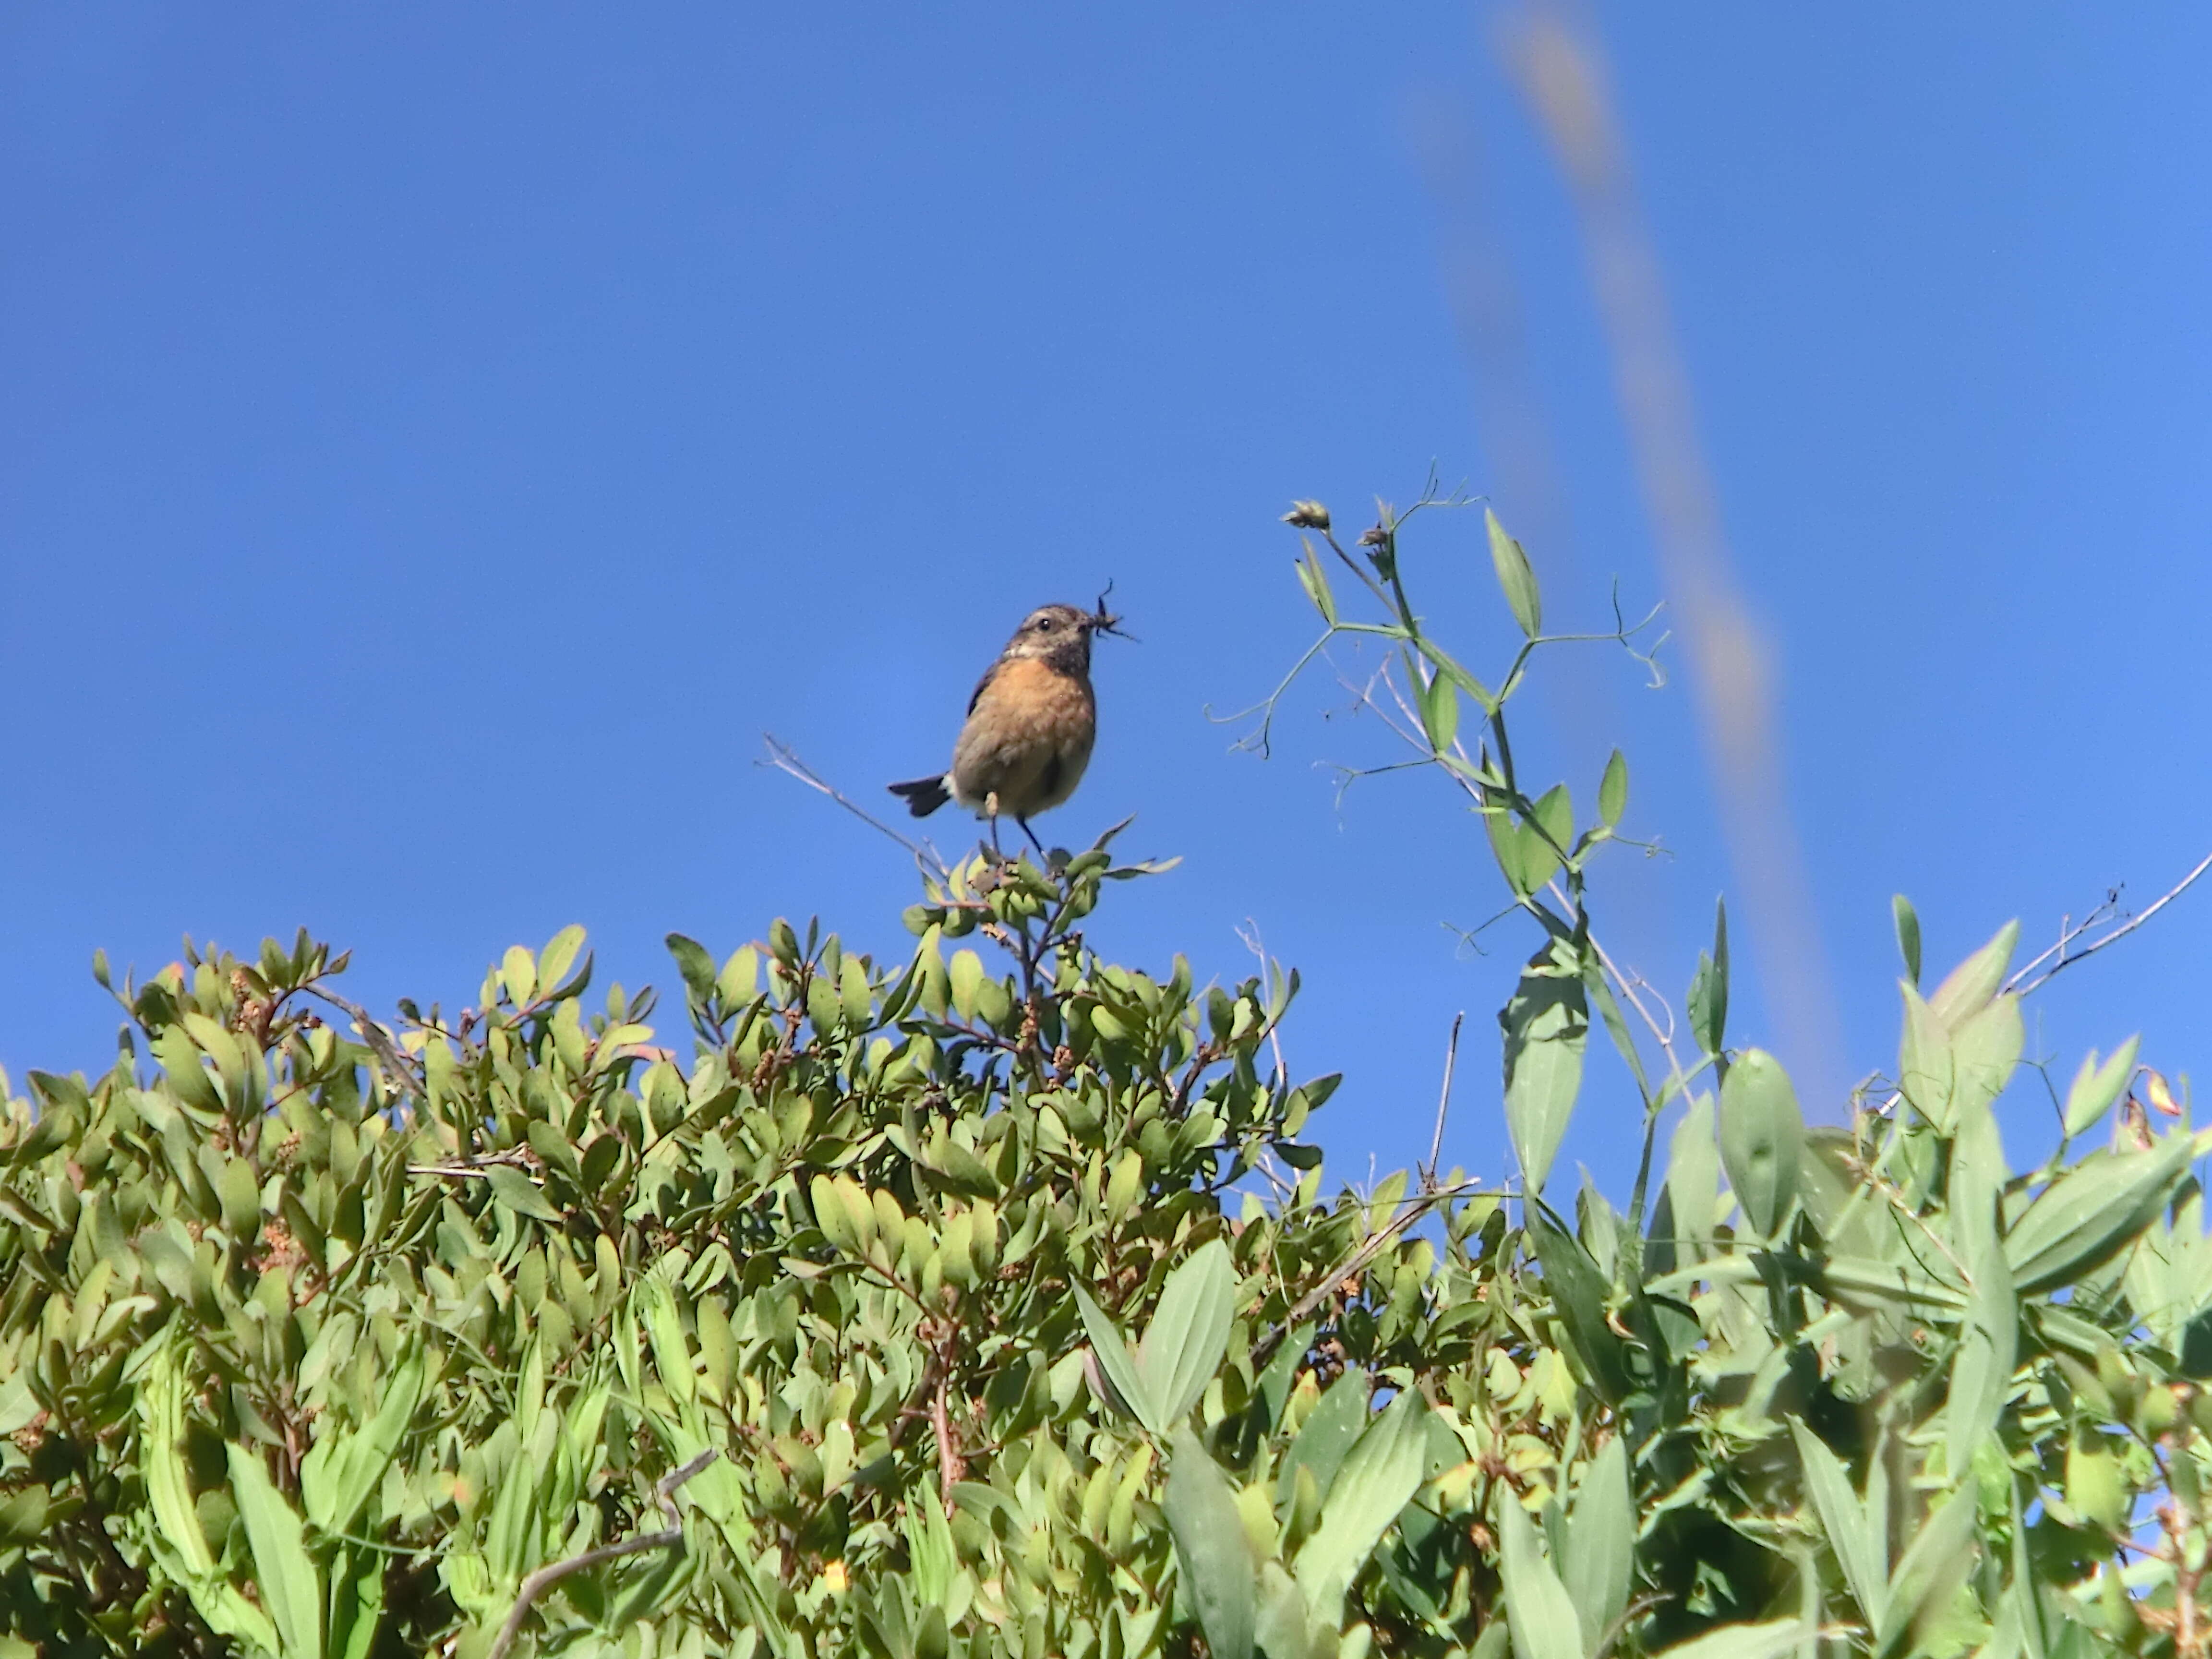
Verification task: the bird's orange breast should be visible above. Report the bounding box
[950,656,1096,817]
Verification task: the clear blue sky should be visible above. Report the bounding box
[6,7,2209,1199]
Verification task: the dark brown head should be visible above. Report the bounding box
[999,601,1123,674]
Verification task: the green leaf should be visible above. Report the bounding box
[2063,1037,2139,1139]
[639,1275,697,1409]
[1075,1283,1162,1434]
[140,1343,219,1579]
[228,1441,324,1659]
[304,1346,426,1537]
[1138,1238,1237,1426]
[1656,1622,1815,1659]
[1597,749,1628,829]
[1495,1498,1581,1659]
[949,950,985,1021]
[665,933,717,1005]
[1501,941,1588,1198]
[500,944,539,1008]
[1897,983,1957,1130]
[327,1544,386,1659]
[1486,805,1559,899]
[1291,1391,1427,1616]
[1166,1427,1255,1659]
[1688,899,1729,1060]
[1874,1487,1978,1659]
[1562,1434,1631,1655]
[0,1374,37,1440]
[1809,1255,1969,1316]
[1296,541,1338,627]
[1949,993,2023,1122]
[1927,920,2019,1029]
[1530,783,1573,854]
[1945,1097,2017,1467]
[1789,1419,1886,1628]
[0,1487,48,1544]
[217,1153,261,1245]
[1486,508,1542,639]
[903,1484,959,1606]
[1945,1246,2016,1473]
[1419,670,1460,753]
[2004,1128,2199,1294]
[1417,640,1499,715]
[1530,1212,1632,1404]
[485,1163,563,1225]
[539,924,589,996]
[1719,1049,1804,1241]
[1256,1563,1331,1659]
[1275,1372,1370,1507]
[1892,895,1922,988]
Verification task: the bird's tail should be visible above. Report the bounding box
[888,775,951,817]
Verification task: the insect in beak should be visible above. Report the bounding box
[1086,581,1136,642]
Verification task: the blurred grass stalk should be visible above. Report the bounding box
[1494,0,1848,1104]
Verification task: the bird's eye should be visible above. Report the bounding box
[1031,617,1054,632]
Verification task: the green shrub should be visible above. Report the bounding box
[2,487,2208,1658]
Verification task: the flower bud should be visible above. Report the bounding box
[1281,500,1331,531]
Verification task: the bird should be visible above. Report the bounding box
[890,599,1121,854]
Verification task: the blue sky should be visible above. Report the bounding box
[5,7,2210,1200]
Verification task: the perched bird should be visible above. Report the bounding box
[890,599,1121,853]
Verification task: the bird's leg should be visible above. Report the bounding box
[1016,817,1046,858]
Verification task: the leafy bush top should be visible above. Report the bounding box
[3,489,2209,1659]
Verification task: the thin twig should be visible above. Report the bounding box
[301,986,425,1102]
[2006,849,2212,997]
[1587,934,1687,1090]
[1424,1013,1465,1190]
[760,735,954,881]
[486,1449,717,1659]
[1253,1177,1488,1370]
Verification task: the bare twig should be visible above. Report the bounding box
[2006,849,2212,998]
[1253,1177,1489,1369]
[760,735,954,881]
[485,1448,716,1659]
[1423,1013,1466,1190]
[407,1150,538,1179]
[301,987,425,1102]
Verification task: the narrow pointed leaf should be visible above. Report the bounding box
[1789,1419,1886,1627]
[1166,1426,1255,1659]
[2063,1037,2139,1139]
[1495,1499,1581,1659]
[1598,749,1628,828]
[1892,896,1922,988]
[1897,983,1957,1130]
[1275,1371,1370,1506]
[1562,1434,1631,1654]
[1295,541,1338,626]
[2004,1129,2198,1294]
[228,1442,324,1659]
[1874,1487,1978,1658]
[1138,1238,1237,1425]
[1419,670,1461,753]
[1486,509,1542,638]
[1719,1049,1803,1241]
[1291,1390,1426,1616]
[1927,921,2019,1028]
[1688,900,1730,1059]
[1658,1623,1816,1659]
[1074,1283,1163,1434]
[1501,942,1588,1198]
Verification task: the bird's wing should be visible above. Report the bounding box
[965,657,1005,717]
